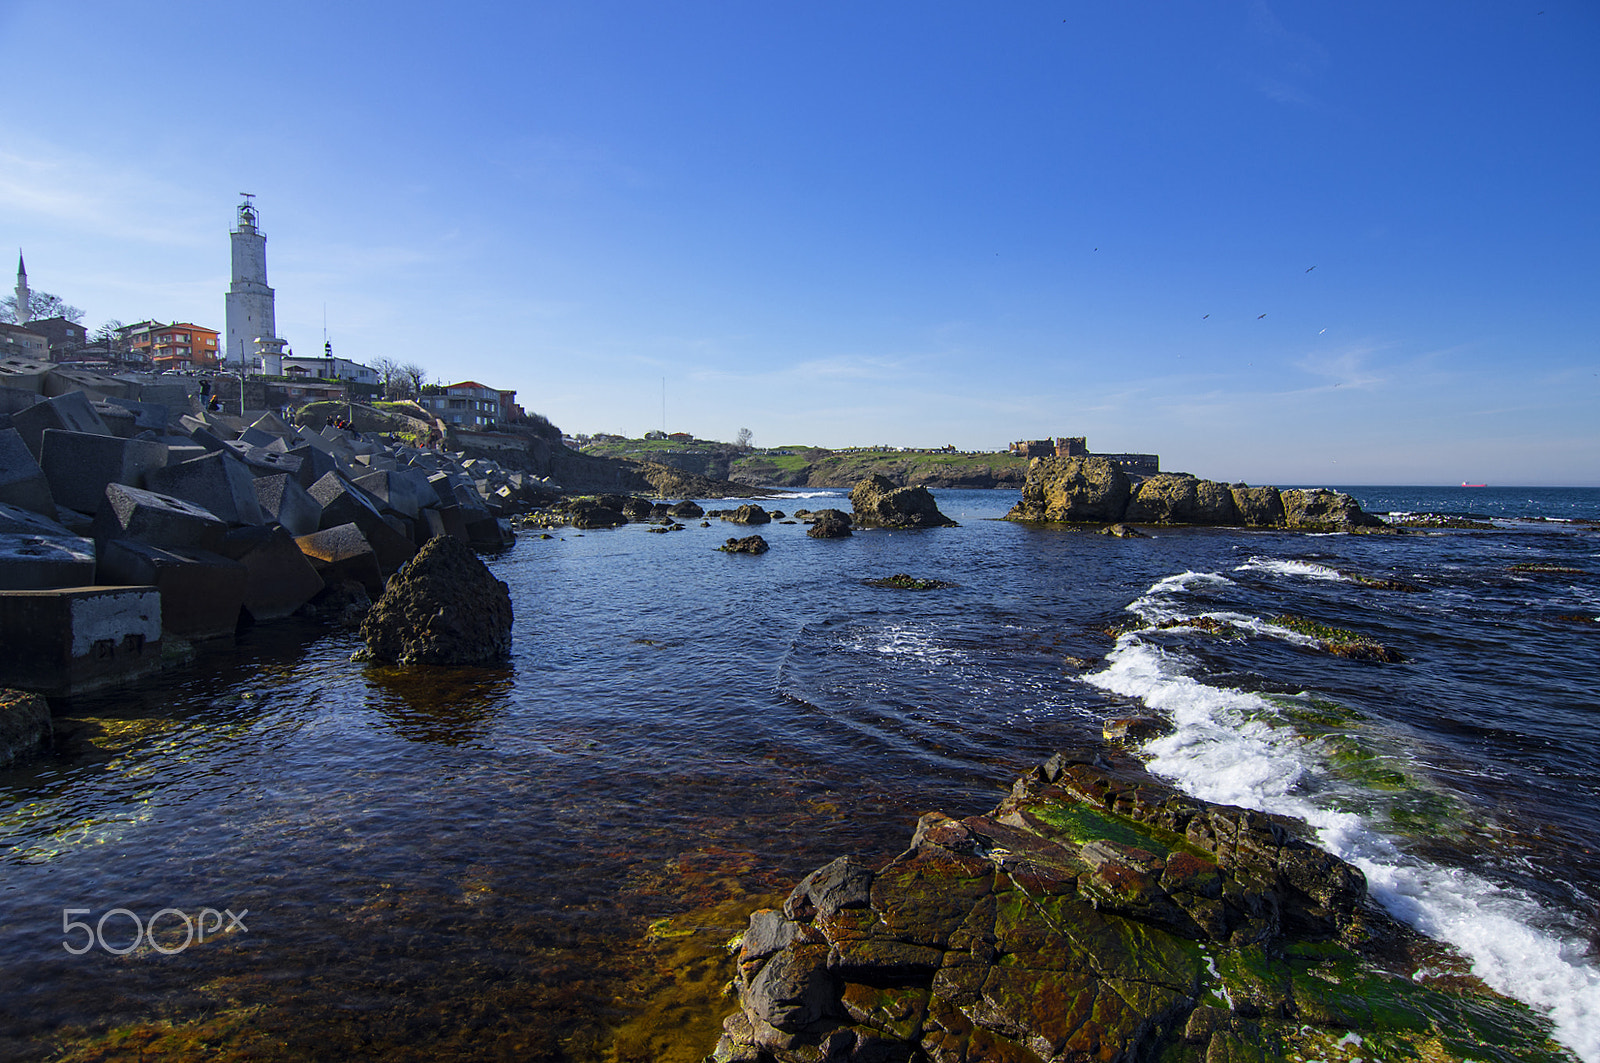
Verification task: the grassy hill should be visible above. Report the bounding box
[578,437,1027,489]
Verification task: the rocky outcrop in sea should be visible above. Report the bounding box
[355,534,512,665]
[713,752,1569,1062]
[1004,457,1385,530]
[850,476,959,530]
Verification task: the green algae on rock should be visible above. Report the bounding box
[712,754,1573,1063]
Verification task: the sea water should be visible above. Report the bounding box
[0,487,1595,1060]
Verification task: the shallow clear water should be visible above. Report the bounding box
[1,487,1596,1059]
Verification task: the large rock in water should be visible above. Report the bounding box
[357,535,512,665]
[1282,487,1386,530]
[1123,473,1240,525]
[713,753,1567,1063]
[849,475,957,529]
[1004,456,1130,523]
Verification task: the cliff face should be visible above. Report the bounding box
[1005,457,1385,531]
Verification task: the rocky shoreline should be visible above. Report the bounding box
[1005,456,1386,531]
[711,751,1571,1062]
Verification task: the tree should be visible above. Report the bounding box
[92,320,124,345]
[399,362,427,399]
[371,357,404,399]
[735,427,754,450]
[0,290,84,325]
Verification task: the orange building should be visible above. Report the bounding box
[120,321,221,369]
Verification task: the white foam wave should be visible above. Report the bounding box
[773,490,847,499]
[1235,556,1353,582]
[1126,570,1234,624]
[1083,634,1600,1061]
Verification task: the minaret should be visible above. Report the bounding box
[224,195,284,371]
[14,251,30,325]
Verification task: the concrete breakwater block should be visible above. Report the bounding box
[11,390,109,460]
[0,502,71,536]
[295,523,386,598]
[352,469,424,520]
[102,396,171,435]
[0,688,52,768]
[287,443,337,490]
[0,532,97,590]
[308,472,416,573]
[0,427,58,518]
[223,440,303,478]
[0,586,164,697]
[220,525,325,622]
[0,358,52,395]
[39,430,168,514]
[45,367,129,401]
[91,483,227,552]
[421,505,471,543]
[146,451,265,527]
[97,540,247,642]
[252,474,321,537]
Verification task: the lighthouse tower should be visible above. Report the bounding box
[224,195,285,370]
[14,252,30,325]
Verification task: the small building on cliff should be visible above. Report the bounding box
[1009,435,1159,475]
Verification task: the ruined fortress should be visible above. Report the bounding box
[1008,436,1159,476]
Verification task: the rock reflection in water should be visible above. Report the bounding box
[360,664,515,745]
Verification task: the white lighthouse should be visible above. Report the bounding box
[224,195,286,370]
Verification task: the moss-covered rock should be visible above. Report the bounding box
[713,754,1574,1063]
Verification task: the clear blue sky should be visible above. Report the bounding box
[2,1,1595,485]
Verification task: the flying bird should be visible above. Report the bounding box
[1306,266,1317,273]
[1202,314,1210,319]
[1258,314,1268,319]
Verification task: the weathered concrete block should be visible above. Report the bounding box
[219,525,325,622]
[0,586,164,697]
[0,532,98,590]
[309,470,385,529]
[0,386,42,417]
[97,540,247,642]
[0,502,71,536]
[223,440,304,479]
[295,523,385,598]
[0,427,58,518]
[103,397,172,435]
[44,367,130,401]
[422,505,471,543]
[146,451,265,526]
[0,358,52,394]
[287,444,339,490]
[125,380,191,408]
[467,515,514,548]
[92,482,227,552]
[351,469,425,519]
[252,473,321,537]
[11,390,110,460]
[39,430,168,514]
[93,401,139,439]
[0,688,52,767]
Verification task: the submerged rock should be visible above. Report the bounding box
[356,535,512,665]
[849,475,958,529]
[713,753,1569,1063]
[806,509,852,539]
[0,688,51,767]
[719,535,770,555]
